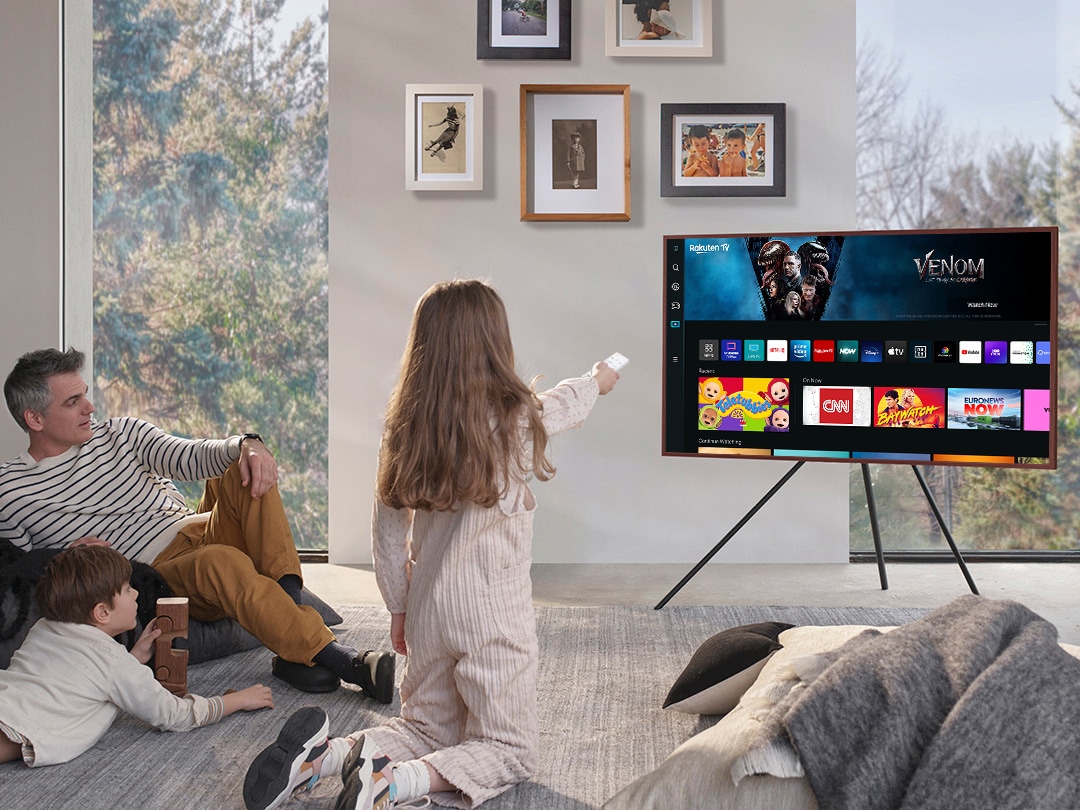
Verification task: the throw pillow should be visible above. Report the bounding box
[663,621,794,715]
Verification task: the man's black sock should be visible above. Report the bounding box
[312,640,359,678]
[278,574,303,605]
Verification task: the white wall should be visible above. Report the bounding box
[0,0,64,461]
[0,1,91,463]
[329,1,856,564]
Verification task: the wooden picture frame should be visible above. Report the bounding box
[661,103,786,197]
[605,0,712,58]
[477,0,572,60]
[520,84,631,222]
[405,84,483,191]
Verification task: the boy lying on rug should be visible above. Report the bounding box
[0,545,273,767]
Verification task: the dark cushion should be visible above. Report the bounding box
[663,621,795,715]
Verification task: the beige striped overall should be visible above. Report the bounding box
[366,376,599,808]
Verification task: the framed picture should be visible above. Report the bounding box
[660,103,786,197]
[605,0,712,58]
[520,84,631,222]
[405,84,483,191]
[477,0,572,60]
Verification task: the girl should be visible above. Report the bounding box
[243,280,619,810]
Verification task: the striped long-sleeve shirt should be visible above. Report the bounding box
[0,417,242,563]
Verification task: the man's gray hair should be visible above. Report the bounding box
[4,348,86,432]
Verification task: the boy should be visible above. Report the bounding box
[681,125,719,177]
[718,128,748,177]
[0,545,273,767]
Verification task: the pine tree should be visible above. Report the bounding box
[92,0,329,547]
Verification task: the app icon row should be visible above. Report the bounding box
[699,339,1051,364]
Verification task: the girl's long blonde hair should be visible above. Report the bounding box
[377,280,554,511]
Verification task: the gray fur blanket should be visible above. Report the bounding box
[770,595,1080,809]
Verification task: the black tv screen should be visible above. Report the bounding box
[662,228,1057,468]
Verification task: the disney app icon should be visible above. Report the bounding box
[861,341,883,363]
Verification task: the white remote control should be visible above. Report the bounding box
[588,352,629,376]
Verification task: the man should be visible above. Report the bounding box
[0,348,394,702]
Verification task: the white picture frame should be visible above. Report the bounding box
[405,84,484,191]
[605,0,712,58]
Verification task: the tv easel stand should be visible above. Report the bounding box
[654,461,979,610]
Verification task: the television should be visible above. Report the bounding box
[662,228,1057,468]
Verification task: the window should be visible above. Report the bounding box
[854,0,1080,553]
[91,0,329,549]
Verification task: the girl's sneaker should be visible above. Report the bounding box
[333,735,430,810]
[244,706,330,810]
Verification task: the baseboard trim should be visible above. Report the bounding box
[851,550,1080,564]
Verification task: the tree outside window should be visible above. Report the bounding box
[854,2,1080,552]
[93,0,329,549]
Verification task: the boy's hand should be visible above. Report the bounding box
[591,362,620,395]
[222,684,274,714]
[131,618,163,664]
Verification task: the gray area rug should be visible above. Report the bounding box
[0,604,929,809]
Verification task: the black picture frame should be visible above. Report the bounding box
[660,103,786,197]
[477,0,572,60]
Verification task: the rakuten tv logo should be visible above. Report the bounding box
[812,340,835,362]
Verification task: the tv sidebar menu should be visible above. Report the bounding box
[664,242,688,452]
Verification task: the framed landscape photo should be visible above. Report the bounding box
[405,84,483,191]
[477,0,572,60]
[606,0,712,58]
[660,103,786,197]
[520,84,631,222]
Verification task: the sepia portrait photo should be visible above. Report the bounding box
[550,118,597,190]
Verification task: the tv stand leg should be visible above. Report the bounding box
[910,465,979,595]
[654,461,805,610]
[861,463,889,590]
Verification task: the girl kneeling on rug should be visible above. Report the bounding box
[243,279,620,810]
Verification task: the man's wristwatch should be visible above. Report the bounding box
[240,432,263,450]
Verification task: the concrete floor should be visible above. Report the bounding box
[303,561,1080,644]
